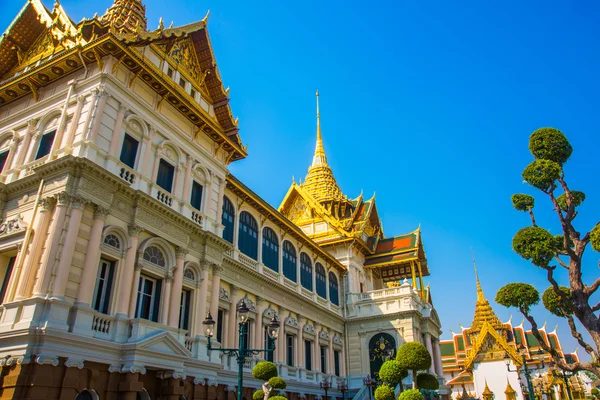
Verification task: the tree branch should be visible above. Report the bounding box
[543,265,578,314]
[521,309,600,375]
[554,255,570,270]
[586,277,600,297]
[592,302,600,313]
[565,314,598,357]
[529,209,537,227]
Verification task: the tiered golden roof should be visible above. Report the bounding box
[469,266,505,333]
[482,381,494,400]
[101,0,147,34]
[301,91,345,202]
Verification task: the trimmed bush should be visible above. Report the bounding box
[268,377,287,390]
[374,384,395,400]
[269,396,287,400]
[252,361,278,381]
[398,389,425,400]
[379,360,407,386]
[529,127,572,164]
[512,226,556,267]
[416,373,439,390]
[522,159,562,191]
[396,342,432,372]
[252,390,264,400]
[511,194,535,211]
[542,286,572,317]
[591,224,600,252]
[496,283,540,313]
[556,191,585,211]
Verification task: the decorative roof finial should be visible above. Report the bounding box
[472,248,484,302]
[312,90,327,167]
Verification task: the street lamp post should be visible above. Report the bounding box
[203,299,281,400]
[505,346,545,400]
[321,377,332,400]
[338,378,348,400]
[364,375,376,400]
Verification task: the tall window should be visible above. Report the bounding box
[217,309,224,343]
[120,133,139,168]
[286,334,294,367]
[265,328,274,362]
[0,150,10,173]
[156,159,175,192]
[300,253,313,291]
[222,196,234,243]
[334,350,340,376]
[167,67,174,78]
[262,227,279,272]
[282,241,297,282]
[179,289,191,331]
[240,321,251,350]
[305,340,312,371]
[320,346,327,373]
[316,263,327,298]
[238,211,258,260]
[329,272,339,306]
[190,181,203,210]
[135,275,161,322]
[143,246,166,267]
[92,259,115,314]
[0,256,16,304]
[35,130,56,159]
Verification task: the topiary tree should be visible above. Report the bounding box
[379,360,408,392]
[496,127,600,377]
[251,361,286,399]
[396,342,432,388]
[416,373,439,390]
[374,384,395,400]
[398,388,425,400]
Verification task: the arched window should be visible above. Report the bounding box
[238,211,258,260]
[104,234,121,250]
[329,272,339,306]
[282,241,297,282]
[300,253,313,291]
[222,196,235,243]
[262,227,279,272]
[184,268,195,280]
[75,389,98,400]
[316,263,327,298]
[143,246,166,267]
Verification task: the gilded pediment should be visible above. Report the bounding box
[168,38,206,85]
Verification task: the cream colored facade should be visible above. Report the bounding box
[0,1,442,399]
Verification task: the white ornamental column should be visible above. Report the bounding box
[194,263,210,335]
[64,95,87,153]
[328,331,334,374]
[76,205,109,305]
[314,324,321,373]
[254,296,266,350]
[424,332,435,374]
[434,339,443,376]
[296,315,304,368]
[87,87,110,142]
[51,196,86,299]
[128,258,143,317]
[167,248,187,328]
[181,156,193,205]
[159,273,173,325]
[227,285,240,348]
[209,265,222,340]
[117,224,142,316]
[277,306,286,363]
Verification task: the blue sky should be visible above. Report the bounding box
[3,1,599,358]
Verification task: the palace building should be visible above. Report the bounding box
[440,269,587,400]
[0,1,442,399]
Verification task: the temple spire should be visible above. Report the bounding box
[101,0,147,34]
[472,248,484,302]
[312,90,327,167]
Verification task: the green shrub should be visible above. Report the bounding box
[379,360,407,386]
[398,389,425,400]
[252,361,278,381]
[529,127,572,165]
[269,396,287,400]
[416,373,439,390]
[396,342,432,372]
[268,376,287,390]
[556,191,585,211]
[252,390,264,400]
[495,283,540,313]
[374,384,395,400]
[591,224,600,252]
[511,194,535,211]
[512,226,556,267]
[542,286,572,317]
[522,159,562,191]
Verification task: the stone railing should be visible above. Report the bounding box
[119,166,136,184]
[237,252,258,270]
[346,280,431,320]
[262,266,279,281]
[91,313,114,338]
[156,190,173,207]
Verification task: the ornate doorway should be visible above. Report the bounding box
[369,333,396,379]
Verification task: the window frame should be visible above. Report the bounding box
[135,274,161,322]
[92,258,115,314]
[238,211,258,260]
[156,159,175,193]
[222,196,235,243]
[179,289,192,331]
[119,133,140,169]
[286,333,295,367]
[261,227,279,272]
[320,345,327,373]
[300,252,313,291]
[305,340,312,371]
[329,272,340,306]
[35,129,56,160]
[315,263,327,298]
[190,181,203,211]
[282,241,297,282]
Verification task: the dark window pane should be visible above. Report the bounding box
[222,197,234,243]
[238,211,258,260]
[334,350,340,376]
[265,329,274,362]
[0,150,9,173]
[191,181,203,210]
[179,77,186,88]
[120,134,139,168]
[305,340,312,371]
[217,309,224,343]
[300,253,313,291]
[167,68,174,78]
[0,257,16,304]
[35,130,56,160]
[316,263,327,298]
[321,346,327,372]
[329,272,339,306]
[282,241,297,282]
[286,334,294,367]
[179,290,191,330]
[262,227,279,272]
[93,259,114,314]
[156,159,175,192]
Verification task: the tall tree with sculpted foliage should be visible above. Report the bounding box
[495,128,600,376]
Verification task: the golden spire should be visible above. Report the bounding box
[313,90,327,166]
[505,379,517,400]
[482,381,494,400]
[468,251,505,333]
[302,91,345,202]
[101,0,147,34]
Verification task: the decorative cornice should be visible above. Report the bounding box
[175,246,188,258]
[94,205,109,220]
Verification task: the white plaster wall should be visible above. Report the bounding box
[473,360,523,400]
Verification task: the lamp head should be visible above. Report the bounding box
[267,316,280,339]
[237,299,250,323]
[202,312,215,337]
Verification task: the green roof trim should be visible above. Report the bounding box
[457,337,465,351]
[526,332,540,347]
[440,342,456,357]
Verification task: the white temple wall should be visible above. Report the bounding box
[473,360,523,400]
